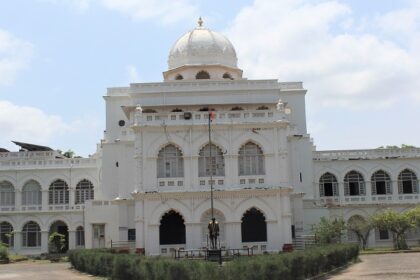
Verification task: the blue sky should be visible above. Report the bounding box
[0,0,419,156]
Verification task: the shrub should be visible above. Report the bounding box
[69,244,359,280]
[0,244,9,261]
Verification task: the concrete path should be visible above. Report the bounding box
[0,261,100,280]
[330,252,420,279]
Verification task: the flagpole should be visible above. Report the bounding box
[208,111,214,220]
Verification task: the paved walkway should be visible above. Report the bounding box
[330,252,420,279]
[0,261,99,280]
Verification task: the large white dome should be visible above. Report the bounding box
[168,19,238,70]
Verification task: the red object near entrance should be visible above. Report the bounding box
[282,243,293,252]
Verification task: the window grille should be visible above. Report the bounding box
[319,173,338,197]
[0,181,15,206]
[128,228,136,241]
[375,229,390,240]
[344,171,365,196]
[238,142,265,176]
[157,145,184,178]
[371,170,392,195]
[198,144,225,177]
[22,180,42,206]
[48,179,69,205]
[75,179,94,204]
[0,222,13,247]
[22,221,41,247]
[76,226,85,246]
[398,169,418,194]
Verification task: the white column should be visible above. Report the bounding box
[42,190,48,211]
[68,230,76,250]
[13,231,21,254]
[185,223,194,249]
[338,182,345,204]
[134,200,145,249]
[365,181,372,203]
[69,188,75,207]
[41,231,49,253]
[225,221,241,249]
[146,225,159,256]
[15,190,22,211]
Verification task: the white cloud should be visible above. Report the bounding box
[42,0,198,24]
[226,0,420,110]
[0,29,33,86]
[127,64,141,82]
[40,0,90,12]
[100,0,198,24]
[0,101,100,154]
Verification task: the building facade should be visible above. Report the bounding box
[1,20,419,255]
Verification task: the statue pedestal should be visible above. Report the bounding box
[207,249,222,264]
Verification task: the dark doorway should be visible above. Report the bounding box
[159,210,186,245]
[349,182,359,196]
[241,208,267,242]
[324,183,333,196]
[403,180,413,194]
[49,221,69,253]
[376,181,386,194]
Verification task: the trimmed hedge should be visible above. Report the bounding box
[69,244,359,280]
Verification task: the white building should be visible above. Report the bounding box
[1,19,419,255]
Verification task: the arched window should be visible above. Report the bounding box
[319,173,338,197]
[76,226,85,247]
[222,73,232,79]
[371,170,392,195]
[238,142,265,176]
[49,179,69,205]
[231,106,244,111]
[157,145,184,178]
[22,221,41,247]
[75,179,94,204]
[175,74,183,80]
[0,181,15,206]
[344,171,365,196]
[196,70,210,79]
[198,144,225,177]
[398,169,418,194]
[22,180,42,206]
[0,222,14,247]
[241,208,267,242]
[257,106,269,110]
[159,210,186,245]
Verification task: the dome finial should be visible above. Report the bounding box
[197,16,203,27]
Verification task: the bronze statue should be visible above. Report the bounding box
[208,218,219,249]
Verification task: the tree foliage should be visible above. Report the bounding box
[371,208,419,250]
[312,217,346,244]
[347,216,372,250]
[49,232,66,253]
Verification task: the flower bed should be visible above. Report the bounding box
[69,244,359,280]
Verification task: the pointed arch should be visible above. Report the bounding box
[48,179,69,205]
[398,169,418,194]
[0,180,15,207]
[238,142,265,176]
[371,170,392,195]
[196,70,210,79]
[75,179,94,204]
[198,143,225,177]
[344,170,365,196]
[159,210,186,245]
[157,144,184,178]
[241,207,267,242]
[319,172,338,197]
[22,221,41,248]
[22,180,42,206]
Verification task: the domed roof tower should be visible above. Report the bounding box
[163,18,243,81]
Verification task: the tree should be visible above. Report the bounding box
[312,217,346,244]
[63,150,75,158]
[49,232,66,254]
[347,216,372,250]
[371,209,416,250]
